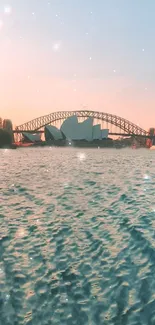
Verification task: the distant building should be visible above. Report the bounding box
[149,128,155,136]
[0,117,3,128]
[3,119,13,131]
[0,128,13,148]
[2,119,14,142]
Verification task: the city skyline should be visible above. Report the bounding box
[0,0,155,129]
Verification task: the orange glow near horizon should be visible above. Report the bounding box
[1,73,155,130]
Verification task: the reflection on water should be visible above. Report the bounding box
[1,148,155,324]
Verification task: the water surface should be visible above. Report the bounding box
[1,148,155,324]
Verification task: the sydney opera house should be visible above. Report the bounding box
[23,116,110,147]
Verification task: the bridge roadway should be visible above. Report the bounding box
[12,130,152,138]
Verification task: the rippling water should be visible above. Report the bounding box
[1,147,155,324]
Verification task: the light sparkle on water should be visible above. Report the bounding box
[77,152,86,161]
[5,294,10,301]
[143,174,151,180]
[15,227,27,238]
[64,182,69,188]
[0,268,4,275]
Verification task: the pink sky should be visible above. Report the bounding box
[0,71,154,131]
[1,0,155,131]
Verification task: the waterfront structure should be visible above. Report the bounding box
[21,115,109,144]
[44,116,109,142]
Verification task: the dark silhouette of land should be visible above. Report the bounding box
[0,129,16,149]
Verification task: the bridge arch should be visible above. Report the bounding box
[16,110,148,136]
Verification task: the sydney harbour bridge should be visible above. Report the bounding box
[13,110,151,144]
[14,110,149,135]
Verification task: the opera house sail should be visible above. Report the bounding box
[22,132,41,143]
[60,116,93,141]
[45,125,63,141]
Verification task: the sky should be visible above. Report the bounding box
[0,0,155,129]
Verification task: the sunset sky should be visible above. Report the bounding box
[0,0,155,129]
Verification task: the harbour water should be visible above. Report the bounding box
[1,148,155,324]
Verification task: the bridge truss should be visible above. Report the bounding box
[15,110,148,137]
